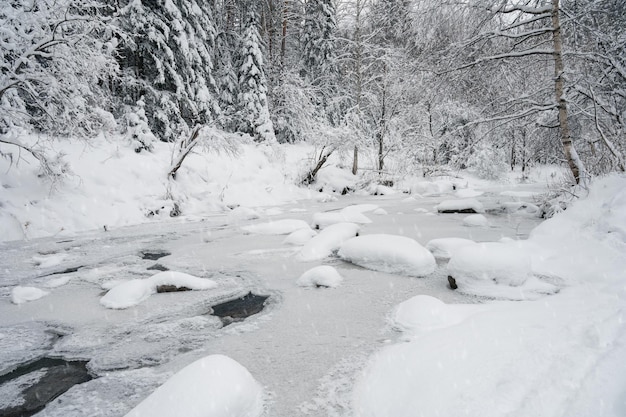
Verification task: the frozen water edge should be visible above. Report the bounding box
[0,189,547,417]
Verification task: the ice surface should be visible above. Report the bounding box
[100,271,217,309]
[125,355,263,417]
[297,222,360,262]
[242,219,311,235]
[338,234,436,277]
[297,265,343,288]
[11,286,49,304]
[425,237,476,260]
[32,253,68,268]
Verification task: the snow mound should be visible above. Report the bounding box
[425,237,476,260]
[392,295,479,333]
[313,192,337,203]
[242,219,310,235]
[373,208,388,215]
[125,354,263,417]
[436,198,484,213]
[338,234,436,277]
[312,209,372,229]
[297,222,360,262]
[297,265,343,288]
[463,214,489,227]
[101,271,217,309]
[410,180,454,196]
[283,228,317,246]
[11,286,50,304]
[448,242,532,287]
[316,166,357,194]
[501,202,540,215]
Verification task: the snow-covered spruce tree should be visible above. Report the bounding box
[237,10,276,143]
[113,0,220,142]
[300,0,337,86]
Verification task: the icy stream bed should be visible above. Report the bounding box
[0,184,551,417]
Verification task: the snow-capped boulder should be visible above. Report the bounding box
[463,214,489,227]
[283,228,317,246]
[297,265,343,288]
[297,222,360,262]
[447,242,531,287]
[124,354,263,417]
[425,237,476,260]
[338,234,436,277]
[436,199,484,213]
[101,271,217,309]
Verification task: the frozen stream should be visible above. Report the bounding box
[0,184,546,417]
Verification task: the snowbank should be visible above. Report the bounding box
[100,271,217,309]
[296,265,343,288]
[297,222,360,262]
[311,208,372,229]
[354,175,626,417]
[0,137,313,242]
[338,234,436,277]
[283,228,317,246]
[125,354,263,417]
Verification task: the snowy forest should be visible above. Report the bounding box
[1,1,626,417]
[2,0,625,183]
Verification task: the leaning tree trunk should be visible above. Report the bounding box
[551,0,585,184]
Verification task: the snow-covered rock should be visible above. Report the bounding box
[125,354,263,417]
[229,206,261,221]
[436,198,484,213]
[447,242,531,287]
[297,222,360,262]
[455,188,484,198]
[425,237,476,260]
[410,180,454,196]
[338,234,436,277]
[373,208,388,215]
[11,286,50,304]
[242,219,311,235]
[100,271,217,309]
[463,214,489,227]
[296,266,343,288]
[283,228,317,246]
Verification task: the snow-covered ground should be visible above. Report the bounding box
[1,138,625,417]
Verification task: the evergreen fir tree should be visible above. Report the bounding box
[237,11,276,143]
[300,0,337,86]
[114,0,220,142]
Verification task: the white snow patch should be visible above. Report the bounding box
[338,234,436,277]
[463,214,490,227]
[43,276,72,288]
[391,295,483,334]
[11,286,50,304]
[229,206,261,221]
[32,253,68,268]
[100,271,217,309]
[242,219,310,235]
[436,198,484,213]
[125,354,263,417]
[296,265,343,288]
[500,190,540,198]
[372,208,388,215]
[297,222,360,262]
[313,192,337,203]
[425,237,476,260]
